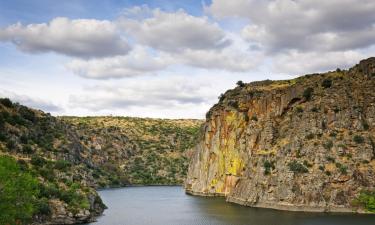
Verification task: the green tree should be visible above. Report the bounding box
[0,156,39,225]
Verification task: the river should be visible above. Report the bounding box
[88,186,373,225]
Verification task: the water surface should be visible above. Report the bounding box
[89,186,374,225]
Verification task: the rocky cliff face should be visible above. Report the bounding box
[186,58,375,213]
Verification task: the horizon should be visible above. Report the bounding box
[1,0,374,119]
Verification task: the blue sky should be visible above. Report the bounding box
[0,0,374,118]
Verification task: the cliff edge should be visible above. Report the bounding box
[185,57,375,213]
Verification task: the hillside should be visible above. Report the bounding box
[0,100,202,224]
[186,57,375,213]
[61,116,202,185]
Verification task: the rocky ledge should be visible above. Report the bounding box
[185,57,375,213]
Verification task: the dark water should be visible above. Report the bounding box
[89,186,374,225]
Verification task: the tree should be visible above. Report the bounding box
[303,87,314,101]
[0,156,39,225]
[236,80,245,87]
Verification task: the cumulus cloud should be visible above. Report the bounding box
[273,50,366,75]
[119,7,231,52]
[209,0,375,53]
[68,76,218,110]
[66,46,171,79]
[0,17,130,58]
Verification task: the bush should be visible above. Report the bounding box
[54,160,71,171]
[19,106,36,122]
[263,160,275,175]
[6,139,16,150]
[353,135,365,144]
[22,145,34,154]
[288,160,308,173]
[356,190,375,213]
[296,106,304,113]
[0,98,13,107]
[31,156,46,167]
[236,80,245,87]
[323,140,333,150]
[322,79,332,88]
[303,87,314,100]
[251,115,258,121]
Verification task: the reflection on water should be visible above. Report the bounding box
[88,186,374,225]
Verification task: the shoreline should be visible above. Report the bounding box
[185,189,370,214]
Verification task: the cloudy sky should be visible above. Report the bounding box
[0,0,374,118]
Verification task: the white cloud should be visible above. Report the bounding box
[209,0,375,53]
[65,46,171,79]
[0,17,130,58]
[0,90,63,113]
[273,50,366,75]
[119,8,231,52]
[68,76,220,118]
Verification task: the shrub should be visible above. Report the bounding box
[31,156,46,167]
[251,115,258,121]
[54,160,71,171]
[288,160,308,173]
[218,94,225,101]
[319,165,325,171]
[326,156,335,162]
[322,79,332,88]
[19,106,36,122]
[362,121,369,130]
[263,160,275,175]
[0,98,13,107]
[323,140,333,150]
[236,80,245,87]
[353,135,365,144]
[6,139,16,150]
[305,133,315,140]
[355,190,375,213]
[296,106,304,113]
[303,87,314,100]
[22,145,34,154]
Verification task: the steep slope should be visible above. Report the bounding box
[61,116,202,186]
[186,57,375,213]
[0,99,106,224]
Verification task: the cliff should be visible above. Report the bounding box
[185,57,375,213]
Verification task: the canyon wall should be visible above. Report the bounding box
[186,58,375,213]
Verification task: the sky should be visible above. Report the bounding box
[0,0,374,119]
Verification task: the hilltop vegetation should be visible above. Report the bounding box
[61,116,202,186]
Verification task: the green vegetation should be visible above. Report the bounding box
[355,190,375,213]
[0,156,39,225]
[354,135,365,144]
[288,160,308,173]
[323,140,333,150]
[62,116,203,186]
[303,87,314,100]
[236,80,245,87]
[322,79,332,88]
[263,160,275,175]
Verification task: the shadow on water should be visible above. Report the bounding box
[88,186,374,225]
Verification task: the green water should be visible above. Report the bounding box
[89,186,374,225]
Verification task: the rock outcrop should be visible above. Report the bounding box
[186,57,375,213]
